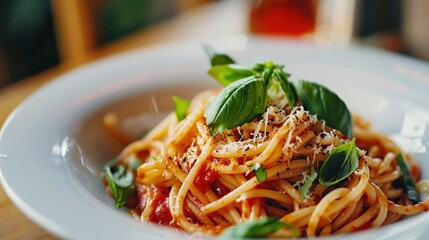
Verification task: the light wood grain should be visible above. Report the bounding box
[0,187,57,239]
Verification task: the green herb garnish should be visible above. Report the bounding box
[251,163,267,182]
[139,129,150,139]
[172,96,191,121]
[397,153,420,204]
[296,80,353,138]
[203,44,235,66]
[203,46,352,138]
[129,159,142,172]
[220,217,298,239]
[204,76,268,136]
[208,64,255,86]
[103,158,118,171]
[300,167,318,200]
[272,68,297,107]
[319,138,359,186]
[105,165,135,208]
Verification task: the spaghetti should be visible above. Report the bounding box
[103,89,429,238]
[103,48,429,238]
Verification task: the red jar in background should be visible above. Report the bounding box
[250,0,317,36]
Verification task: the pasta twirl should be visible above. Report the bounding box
[103,47,429,238]
[103,89,429,238]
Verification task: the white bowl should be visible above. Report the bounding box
[1,36,429,239]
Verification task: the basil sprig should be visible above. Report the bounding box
[220,217,298,239]
[272,69,297,107]
[319,138,359,186]
[203,46,352,138]
[397,154,420,204]
[172,96,191,121]
[208,64,255,86]
[129,159,142,172]
[251,163,267,182]
[300,167,318,200]
[204,61,295,135]
[203,44,235,66]
[105,165,135,208]
[205,76,268,136]
[296,80,353,138]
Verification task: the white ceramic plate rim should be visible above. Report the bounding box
[1,36,429,239]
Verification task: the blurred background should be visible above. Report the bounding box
[0,0,428,238]
[0,0,428,89]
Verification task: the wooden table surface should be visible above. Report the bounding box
[0,1,247,238]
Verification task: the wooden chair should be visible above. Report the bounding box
[50,0,212,69]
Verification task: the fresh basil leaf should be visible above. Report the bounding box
[273,69,297,107]
[204,76,268,136]
[252,62,265,73]
[296,80,353,138]
[251,163,267,182]
[129,159,142,172]
[203,44,235,66]
[208,64,255,86]
[252,62,287,73]
[261,64,274,85]
[105,165,135,208]
[397,154,420,204]
[103,158,118,171]
[172,96,191,121]
[139,129,150,139]
[300,167,318,200]
[319,138,359,186]
[220,217,298,239]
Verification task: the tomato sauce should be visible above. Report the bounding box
[211,179,231,198]
[136,185,205,227]
[312,195,321,204]
[411,164,420,180]
[149,186,174,225]
[353,222,372,232]
[194,164,218,189]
